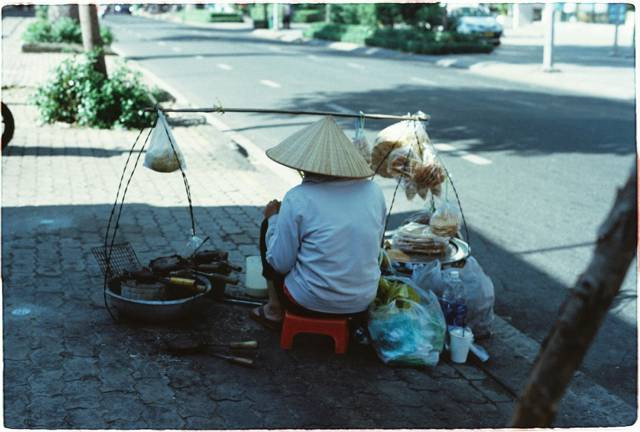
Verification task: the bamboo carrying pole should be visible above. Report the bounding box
[145,106,430,122]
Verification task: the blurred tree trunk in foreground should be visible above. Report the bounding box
[510,166,637,427]
[48,4,79,22]
[79,4,107,77]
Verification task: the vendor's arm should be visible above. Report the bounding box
[265,194,300,274]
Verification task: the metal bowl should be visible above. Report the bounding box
[106,275,212,323]
[393,237,471,266]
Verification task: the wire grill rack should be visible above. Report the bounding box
[91,243,142,278]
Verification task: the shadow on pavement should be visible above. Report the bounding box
[279,85,635,156]
[2,201,637,427]
[1,5,35,18]
[2,146,143,158]
[3,202,514,429]
[123,50,297,62]
[487,43,635,69]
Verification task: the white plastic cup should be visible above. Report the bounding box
[244,256,268,298]
[449,326,474,363]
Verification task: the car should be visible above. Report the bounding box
[448,4,503,45]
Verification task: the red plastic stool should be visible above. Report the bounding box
[280,310,349,354]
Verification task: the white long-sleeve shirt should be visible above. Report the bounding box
[265,177,387,314]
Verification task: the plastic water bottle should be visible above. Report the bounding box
[440,275,457,325]
[448,270,467,327]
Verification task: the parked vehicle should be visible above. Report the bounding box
[448,4,503,45]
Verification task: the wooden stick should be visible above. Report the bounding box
[145,106,430,122]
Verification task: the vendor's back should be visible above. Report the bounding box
[284,178,387,314]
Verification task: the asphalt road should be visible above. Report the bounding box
[106,15,637,408]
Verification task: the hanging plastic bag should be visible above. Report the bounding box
[352,116,371,165]
[370,117,431,178]
[430,200,462,239]
[368,276,446,366]
[144,111,187,173]
[412,154,446,199]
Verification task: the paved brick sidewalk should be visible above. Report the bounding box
[1,15,521,429]
[1,13,634,429]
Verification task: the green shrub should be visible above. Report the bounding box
[180,8,244,23]
[365,28,494,54]
[207,12,244,23]
[32,51,154,129]
[292,9,322,23]
[35,5,49,20]
[306,24,494,55]
[304,23,374,44]
[50,17,82,43]
[22,17,114,45]
[23,19,53,43]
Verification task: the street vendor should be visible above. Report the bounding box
[250,116,387,329]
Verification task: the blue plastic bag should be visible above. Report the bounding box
[368,276,446,367]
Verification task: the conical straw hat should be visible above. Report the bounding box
[266,116,374,178]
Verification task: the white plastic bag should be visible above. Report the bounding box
[368,276,446,367]
[144,111,187,173]
[412,257,495,339]
[352,124,371,165]
[457,257,495,338]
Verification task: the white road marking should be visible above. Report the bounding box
[260,79,281,88]
[434,143,456,152]
[433,141,492,165]
[157,41,167,46]
[217,63,232,70]
[461,153,492,165]
[325,103,353,114]
[410,76,437,86]
[365,47,379,55]
[346,62,364,69]
[267,46,283,52]
[307,54,320,61]
[195,55,204,60]
[171,46,182,52]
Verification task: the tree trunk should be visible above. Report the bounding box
[510,166,637,427]
[48,4,79,22]
[78,4,107,77]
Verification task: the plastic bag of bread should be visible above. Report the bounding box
[144,111,187,173]
[430,200,462,238]
[387,147,422,178]
[412,154,446,199]
[392,222,448,257]
[371,119,430,177]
